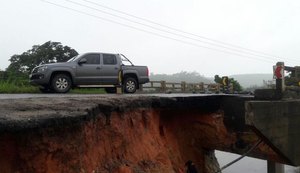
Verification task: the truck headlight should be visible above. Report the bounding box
[37,65,48,72]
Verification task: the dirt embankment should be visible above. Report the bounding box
[0,95,281,173]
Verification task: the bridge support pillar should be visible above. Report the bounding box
[267,161,284,173]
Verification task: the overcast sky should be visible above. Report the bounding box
[1,0,300,77]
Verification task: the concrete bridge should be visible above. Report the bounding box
[0,94,298,173]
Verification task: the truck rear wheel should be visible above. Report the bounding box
[123,77,137,93]
[51,74,72,93]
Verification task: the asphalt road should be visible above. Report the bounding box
[0,93,232,100]
[0,93,107,99]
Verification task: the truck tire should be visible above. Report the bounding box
[51,74,72,93]
[123,77,137,93]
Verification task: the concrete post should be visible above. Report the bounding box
[116,86,123,94]
[275,62,285,93]
[267,161,284,173]
[181,81,186,92]
[117,70,123,94]
[139,84,143,92]
[276,79,283,93]
[199,82,204,92]
[161,81,166,92]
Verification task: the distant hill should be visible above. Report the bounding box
[150,71,212,84]
[229,74,273,88]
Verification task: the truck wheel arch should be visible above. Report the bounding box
[123,74,139,88]
[50,71,73,84]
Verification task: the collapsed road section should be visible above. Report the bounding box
[0,94,287,173]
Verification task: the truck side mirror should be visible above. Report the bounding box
[78,58,87,65]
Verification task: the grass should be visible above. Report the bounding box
[0,79,107,94]
[70,88,106,94]
[0,81,39,93]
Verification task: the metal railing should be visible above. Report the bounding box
[140,81,222,93]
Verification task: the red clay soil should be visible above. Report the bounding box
[0,106,281,173]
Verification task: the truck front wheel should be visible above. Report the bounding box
[123,77,137,93]
[51,74,72,93]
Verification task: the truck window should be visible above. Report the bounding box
[103,54,117,65]
[83,54,100,64]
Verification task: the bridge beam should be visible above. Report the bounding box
[245,100,300,166]
[268,161,284,173]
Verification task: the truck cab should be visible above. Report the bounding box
[73,53,121,85]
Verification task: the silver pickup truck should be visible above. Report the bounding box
[29,52,149,93]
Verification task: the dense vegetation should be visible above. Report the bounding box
[7,41,78,74]
[214,74,243,92]
[0,41,78,93]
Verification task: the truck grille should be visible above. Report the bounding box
[30,74,44,80]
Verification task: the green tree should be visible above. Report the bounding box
[229,78,243,92]
[7,41,78,74]
[214,75,222,84]
[0,70,5,81]
[214,74,243,92]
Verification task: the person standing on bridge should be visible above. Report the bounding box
[185,160,199,173]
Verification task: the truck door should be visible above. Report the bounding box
[75,53,101,84]
[100,54,120,84]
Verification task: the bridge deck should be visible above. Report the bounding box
[0,94,251,132]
